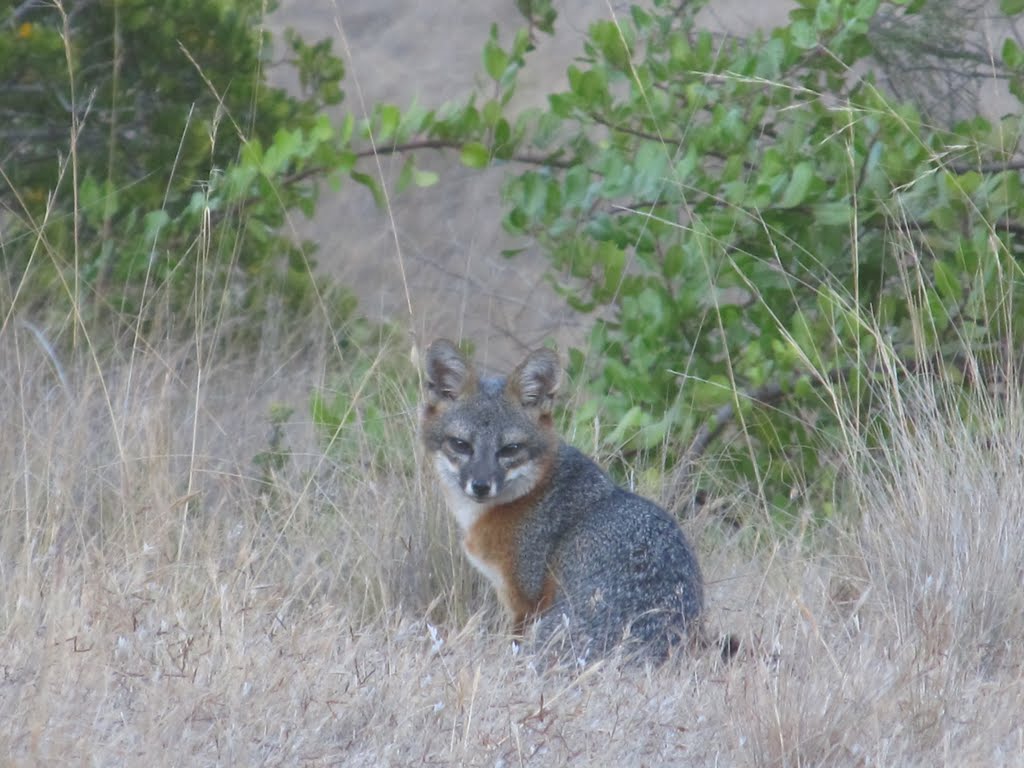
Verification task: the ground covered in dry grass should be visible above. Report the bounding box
[2,326,1022,767]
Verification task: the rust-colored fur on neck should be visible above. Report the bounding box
[462,454,558,632]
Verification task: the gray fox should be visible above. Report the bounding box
[420,339,704,661]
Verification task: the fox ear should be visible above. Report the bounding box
[424,339,473,403]
[509,348,561,412]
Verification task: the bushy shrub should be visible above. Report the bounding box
[486,0,1024,517]
[2,0,350,336]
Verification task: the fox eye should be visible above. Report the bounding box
[497,443,522,459]
[446,437,472,455]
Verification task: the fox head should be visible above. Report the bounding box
[421,340,561,514]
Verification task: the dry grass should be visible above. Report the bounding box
[2,312,1022,767]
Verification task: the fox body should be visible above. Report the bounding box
[421,339,704,660]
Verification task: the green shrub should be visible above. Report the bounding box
[491,0,1024,519]
[3,0,356,338]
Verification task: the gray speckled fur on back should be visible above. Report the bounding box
[525,445,704,662]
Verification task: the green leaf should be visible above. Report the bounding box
[1001,0,1024,14]
[568,67,609,104]
[350,170,384,208]
[413,168,439,188]
[520,172,549,219]
[633,141,669,199]
[851,0,883,19]
[690,376,732,409]
[590,20,632,70]
[310,114,333,144]
[779,162,815,208]
[790,19,818,50]
[396,157,414,194]
[339,113,355,144]
[604,405,647,447]
[548,92,575,118]
[755,37,786,78]
[460,142,491,168]
[630,6,652,28]
[395,158,436,192]
[483,37,509,81]
[78,175,102,214]
[1011,76,1024,104]
[492,119,513,155]
[479,100,499,128]
[378,104,401,142]
[144,209,171,243]
[933,260,962,305]
[811,201,852,225]
[563,164,591,208]
[815,0,839,31]
[1003,38,1023,70]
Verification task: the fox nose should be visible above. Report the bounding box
[469,481,492,499]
